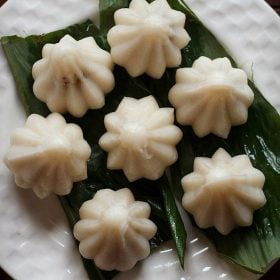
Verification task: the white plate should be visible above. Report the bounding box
[0,0,279,279]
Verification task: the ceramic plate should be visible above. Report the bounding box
[0,0,279,279]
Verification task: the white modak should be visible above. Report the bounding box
[73,188,157,271]
[107,0,190,78]
[169,56,254,138]
[99,95,182,181]
[4,113,91,199]
[32,35,115,117]
[181,148,266,235]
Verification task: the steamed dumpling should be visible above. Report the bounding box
[73,188,157,271]
[107,0,190,78]
[169,56,254,138]
[99,96,182,181]
[181,148,266,235]
[32,35,115,117]
[4,113,91,198]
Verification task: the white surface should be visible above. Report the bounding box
[0,0,279,279]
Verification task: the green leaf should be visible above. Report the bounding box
[195,87,280,274]
[1,19,178,278]
[160,176,187,268]
[99,0,129,32]
[170,86,280,273]
[165,0,280,273]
